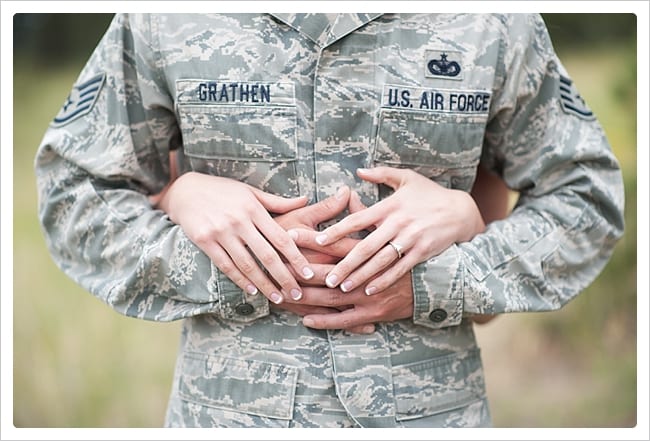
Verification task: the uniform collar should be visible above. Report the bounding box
[269,13,383,48]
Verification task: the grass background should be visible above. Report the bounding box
[12,13,638,428]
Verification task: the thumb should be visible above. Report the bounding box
[356,166,409,190]
[347,324,376,335]
[348,190,367,214]
[348,190,377,231]
[302,185,350,227]
[251,188,308,214]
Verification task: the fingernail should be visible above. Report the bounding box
[303,317,315,327]
[365,286,377,296]
[325,274,338,288]
[357,168,369,174]
[270,292,283,304]
[290,288,303,301]
[246,284,258,295]
[288,229,298,240]
[340,280,353,293]
[336,186,347,200]
[302,266,314,279]
[316,234,328,245]
[362,325,375,334]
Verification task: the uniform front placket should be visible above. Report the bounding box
[312,14,398,428]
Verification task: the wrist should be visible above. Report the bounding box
[456,190,485,243]
[158,171,198,223]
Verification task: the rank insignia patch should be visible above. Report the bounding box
[52,73,105,127]
[425,49,463,80]
[558,75,595,120]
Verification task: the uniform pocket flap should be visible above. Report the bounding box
[179,352,298,420]
[375,108,484,168]
[177,105,298,161]
[393,349,485,421]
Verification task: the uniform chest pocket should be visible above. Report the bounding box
[372,107,486,192]
[176,80,300,198]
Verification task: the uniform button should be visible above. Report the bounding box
[429,308,447,323]
[235,303,255,316]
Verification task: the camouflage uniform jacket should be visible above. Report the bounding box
[35,13,625,428]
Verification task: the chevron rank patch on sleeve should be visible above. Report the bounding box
[558,74,595,120]
[52,73,106,127]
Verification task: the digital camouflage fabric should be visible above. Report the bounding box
[35,13,624,427]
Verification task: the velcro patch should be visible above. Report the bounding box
[52,73,105,127]
[425,49,463,81]
[382,84,491,114]
[558,75,595,120]
[176,79,295,106]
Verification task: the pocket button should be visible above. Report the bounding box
[429,308,448,323]
[235,303,255,316]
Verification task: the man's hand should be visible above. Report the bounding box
[273,260,413,334]
[274,186,359,264]
[283,269,414,331]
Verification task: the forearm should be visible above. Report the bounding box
[412,157,624,329]
[36,150,226,321]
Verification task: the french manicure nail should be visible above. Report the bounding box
[302,266,314,279]
[325,274,338,288]
[336,186,347,200]
[365,286,377,296]
[246,284,258,295]
[290,288,303,301]
[270,292,283,304]
[340,280,353,293]
[316,234,328,245]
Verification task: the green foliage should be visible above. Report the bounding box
[542,13,636,52]
[14,14,114,66]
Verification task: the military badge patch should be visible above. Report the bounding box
[558,75,595,120]
[425,50,463,81]
[52,73,105,127]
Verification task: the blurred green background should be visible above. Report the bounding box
[13,13,637,427]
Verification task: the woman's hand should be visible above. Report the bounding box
[313,167,486,296]
[158,172,315,305]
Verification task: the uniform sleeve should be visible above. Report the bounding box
[411,14,625,329]
[34,14,270,322]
